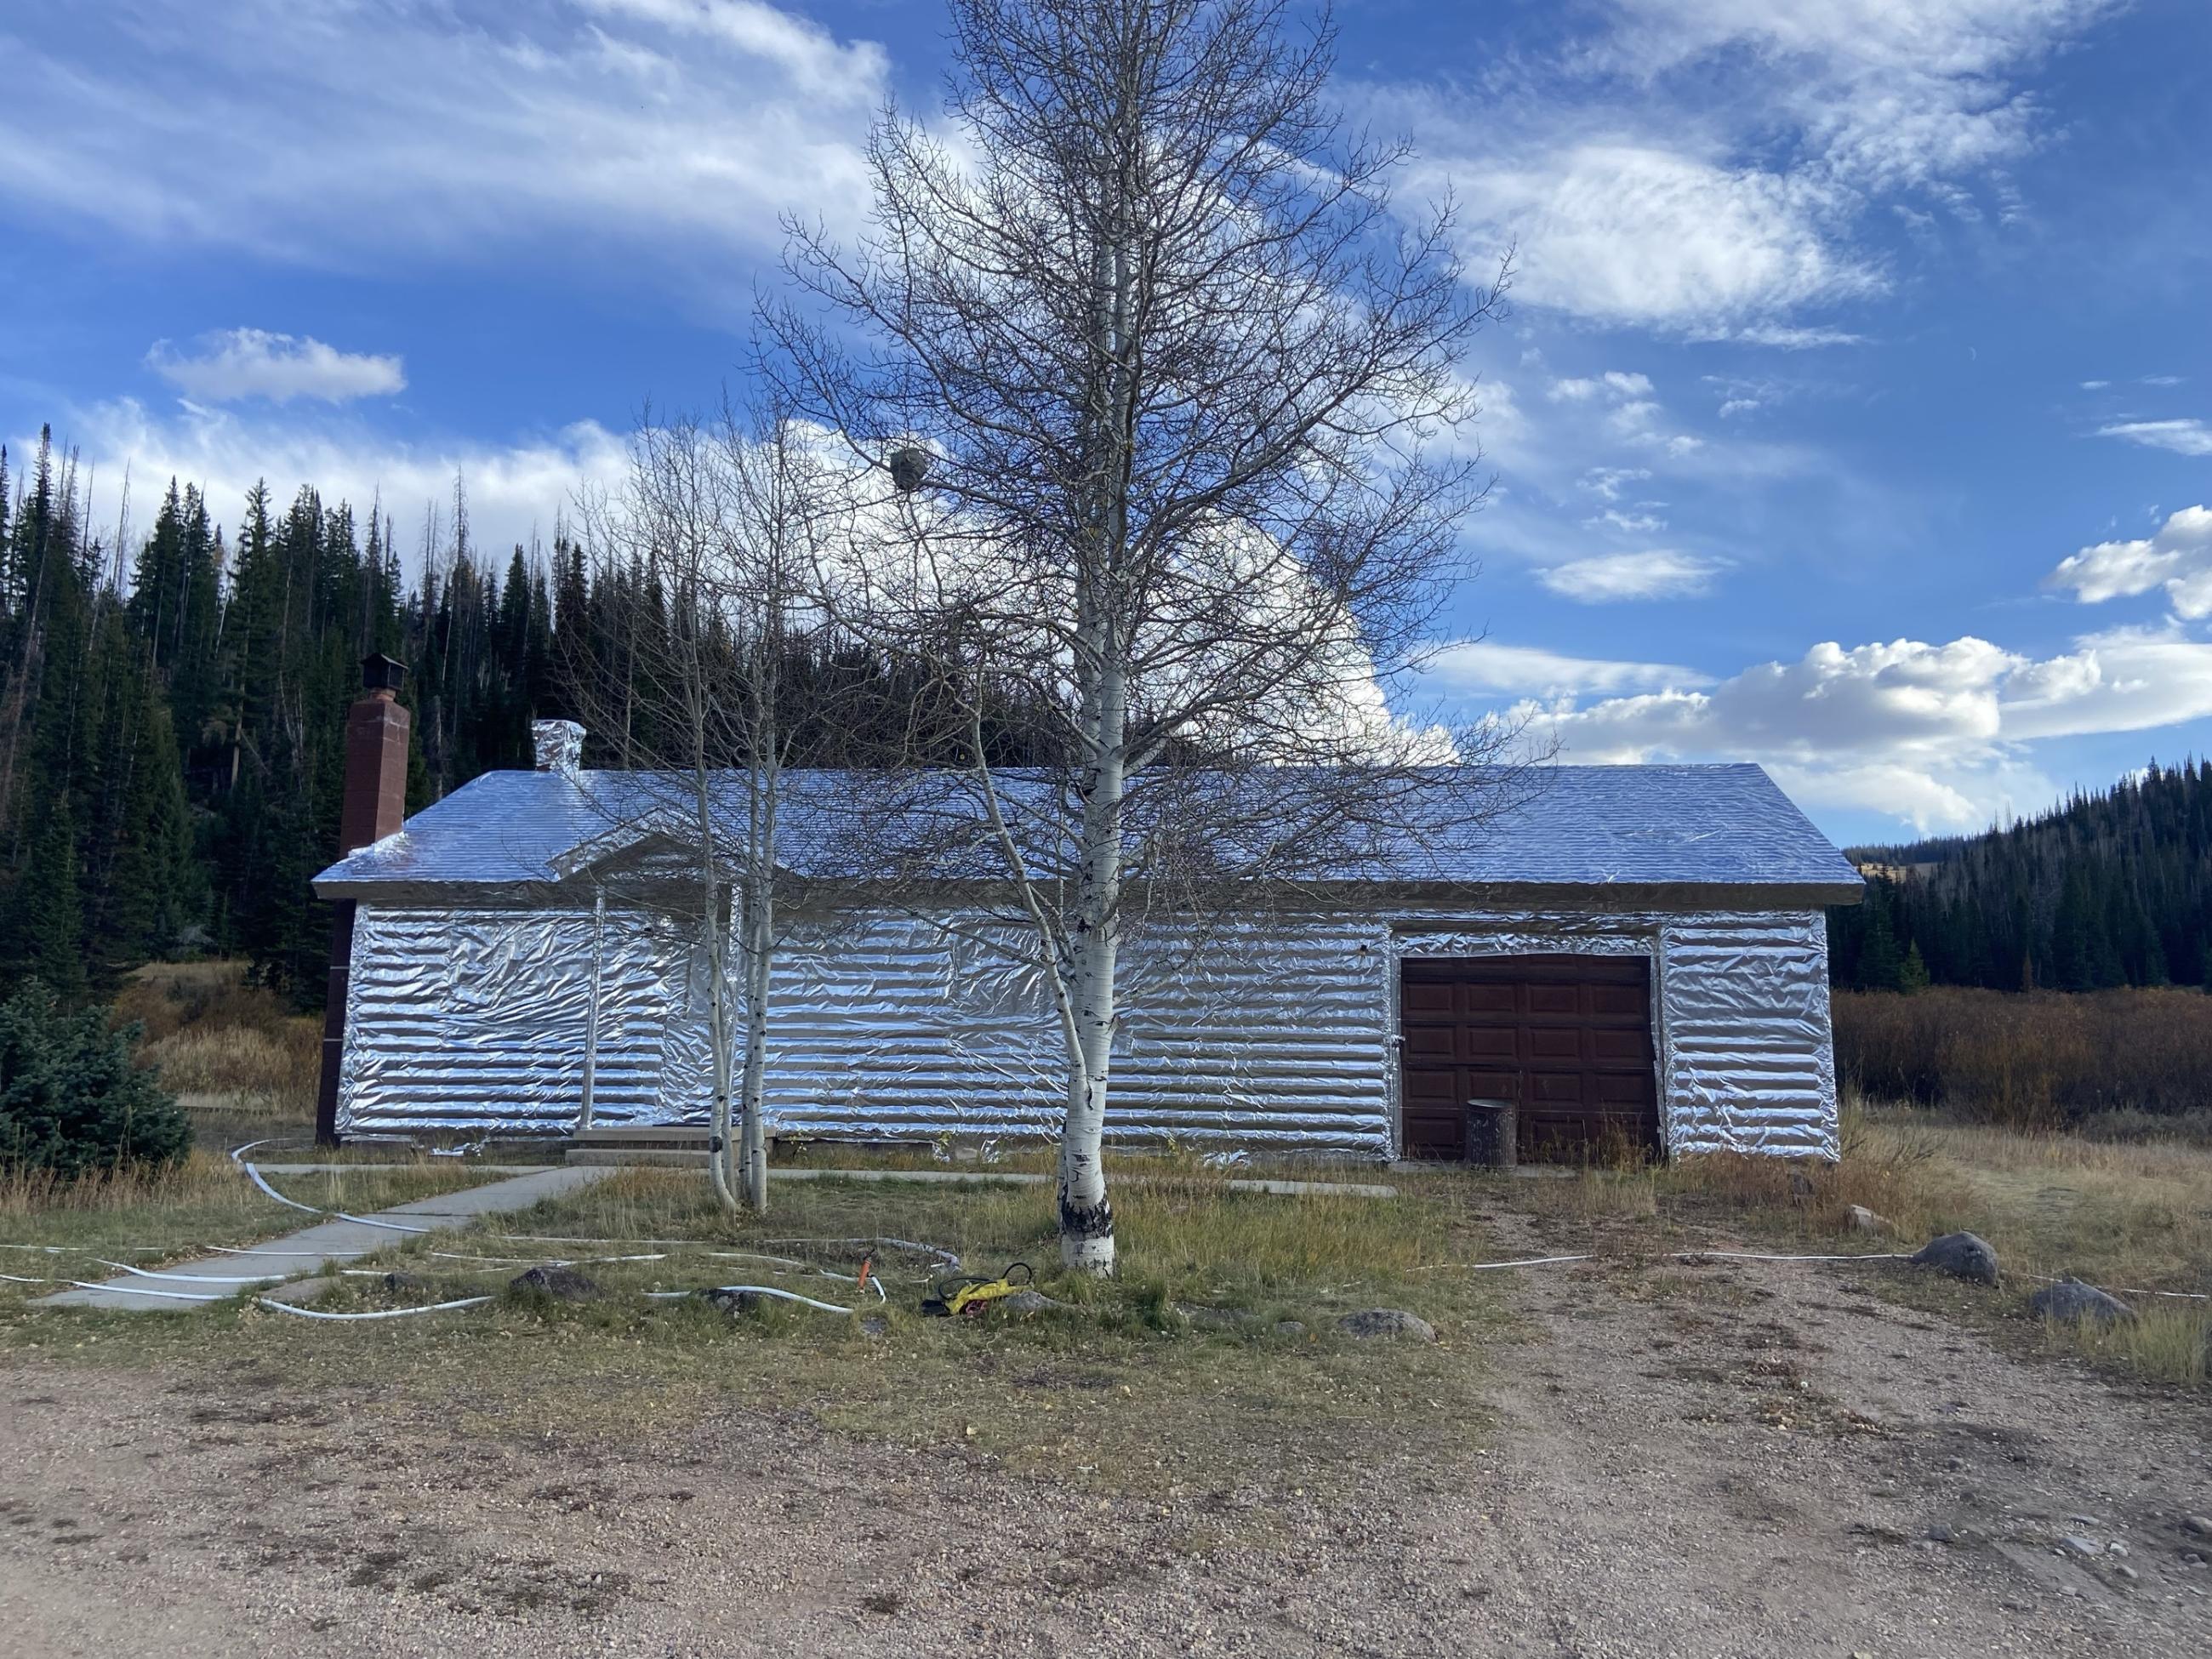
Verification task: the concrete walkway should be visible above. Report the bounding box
[35,1166,616,1313]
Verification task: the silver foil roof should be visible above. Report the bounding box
[315,763,1860,899]
[316,769,1867,902]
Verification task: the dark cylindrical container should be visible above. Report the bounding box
[1465,1097,1519,1170]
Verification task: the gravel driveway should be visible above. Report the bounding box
[4,1211,2208,1657]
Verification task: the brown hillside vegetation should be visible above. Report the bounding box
[110,961,321,1120]
[1834,987,2212,1131]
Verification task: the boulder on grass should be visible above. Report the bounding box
[1910,1232,1999,1286]
[1843,1204,1896,1236]
[510,1264,601,1302]
[1336,1308,1437,1343]
[702,1286,767,1316]
[2029,1279,2135,1327]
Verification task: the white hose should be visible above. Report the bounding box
[1685,1250,1916,1263]
[64,1279,228,1303]
[90,1259,285,1285]
[256,1294,494,1321]
[647,1284,857,1315]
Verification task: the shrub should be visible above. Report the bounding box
[0,980,191,1176]
[111,961,321,1112]
[1835,987,2212,1126]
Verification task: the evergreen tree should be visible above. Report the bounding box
[3,799,88,1004]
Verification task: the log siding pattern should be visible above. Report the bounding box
[337,900,1838,1158]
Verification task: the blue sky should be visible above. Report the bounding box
[4,0,2209,847]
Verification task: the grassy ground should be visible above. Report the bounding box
[1,1160,1514,1499]
[0,1154,527,1304]
[270,1163,1513,1494]
[1510,1101,2212,1388]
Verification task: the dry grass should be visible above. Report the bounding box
[1515,1101,2212,1387]
[0,1153,517,1302]
[1835,986,2212,1128]
[112,961,322,1124]
[24,1164,1513,1497]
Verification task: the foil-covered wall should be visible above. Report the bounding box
[338,898,1839,1157]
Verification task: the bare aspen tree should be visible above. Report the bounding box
[568,403,840,1213]
[769,0,1509,1272]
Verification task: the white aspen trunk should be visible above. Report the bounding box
[1058,646,1126,1274]
[695,772,738,1213]
[1052,162,1137,1274]
[736,761,775,1214]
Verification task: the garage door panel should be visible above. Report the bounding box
[1462,983,1518,1016]
[1402,983,1457,1015]
[1465,1026,1521,1059]
[1526,1027,1582,1060]
[1403,1025,1457,1060]
[1398,953,1658,1161]
[1591,1029,1653,1062]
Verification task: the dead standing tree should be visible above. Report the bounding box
[567,404,844,1213]
[769,0,1510,1272]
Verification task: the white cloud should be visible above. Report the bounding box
[1537,550,1719,602]
[0,1,887,282]
[145,329,405,404]
[1377,1,2116,335]
[29,398,628,572]
[1588,509,1667,534]
[1442,143,1877,333]
[1605,1,2118,189]
[1549,370,1655,402]
[2047,505,2212,618]
[1718,324,1868,349]
[1427,641,1709,698]
[2080,379,2111,390]
[2097,419,2212,457]
[1504,626,2212,831]
[1578,467,1652,503]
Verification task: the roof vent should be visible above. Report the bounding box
[533,719,585,776]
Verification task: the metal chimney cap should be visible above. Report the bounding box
[361,653,408,693]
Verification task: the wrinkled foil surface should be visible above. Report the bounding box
[339,900,1837,1158]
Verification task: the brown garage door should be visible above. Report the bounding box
[1400,955,1658,1161]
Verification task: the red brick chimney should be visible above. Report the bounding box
[316,653,412,1146]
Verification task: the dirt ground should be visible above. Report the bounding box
[3,1201,2209,1658]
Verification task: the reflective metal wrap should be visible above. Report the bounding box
[531,719,585,775]
[338,898,1838,1160]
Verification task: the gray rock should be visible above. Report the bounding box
[2114,1564,2139,1583]
[1336,1308,1437,1343]
[1925,1523,1956,1544]
[381,1270,430,1294]
[858,1315,889,1338]
[2186,1515,2212,1540]
[2061,1535,2101,1558]
[999,1288,1063,1315]
[1844,1204,1896,1236]
[1911,1232,1999,1286]
[509,1264,600,1302]
[2030,1280,2135,1326]
[702,1286,767,1316]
